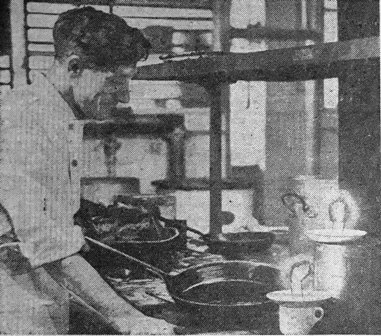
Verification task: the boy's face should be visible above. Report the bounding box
[72,64,137,119]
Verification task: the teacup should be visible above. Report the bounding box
[279,304,324,335]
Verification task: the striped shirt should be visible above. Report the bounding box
[0,73,85,267]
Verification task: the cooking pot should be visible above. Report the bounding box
[85,237,282,319]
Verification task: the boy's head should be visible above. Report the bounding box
[50,6,151,119]
[53,6,150,68]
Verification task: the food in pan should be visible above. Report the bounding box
[75,199,169,242]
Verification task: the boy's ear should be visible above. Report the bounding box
[67,55,83,78]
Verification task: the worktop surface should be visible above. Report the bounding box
[99,239,290,335]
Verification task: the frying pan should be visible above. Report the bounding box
[83,225,181,271]
[85,237,281,318]
[160,217,275,254]
[80,211,183,257]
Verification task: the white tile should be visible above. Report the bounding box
[27,3,75,13]
[0,55,10,68]
[248,0,266,26]
[114,6,212,18]
[324,0,337,10]
[28,29,53,43]
[0,71,11,83]
[123,18,213,30]
[28,56,54,69]
[28,44,55,52]
[27,14,57,28]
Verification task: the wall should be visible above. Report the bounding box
[7,1,341,232]
[337,0,380,235]
[82,136,168,194]
[263,0,340,226]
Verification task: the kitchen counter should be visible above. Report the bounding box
[98,239,291,335]
[74,234,381,334]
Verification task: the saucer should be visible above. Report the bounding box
[305,229,367,244]
[267,290,332,304]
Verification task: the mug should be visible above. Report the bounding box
[279,305,324,335]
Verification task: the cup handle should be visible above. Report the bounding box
[328,191,353,229]
[314,307,324,322]
[289,258,314,294]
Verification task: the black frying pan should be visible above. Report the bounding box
[160,217,275,254]
[85,237,281,318]
[186,226,275,253]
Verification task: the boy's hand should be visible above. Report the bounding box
[112,315,175,335]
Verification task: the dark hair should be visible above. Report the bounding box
[53,6,151,67]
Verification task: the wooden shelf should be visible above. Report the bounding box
[134,37,379,83]
[83,114,184,138]
[152,177,260,191]
[83,114,186,183]
[26,0,212,9]
[230,26,322,42]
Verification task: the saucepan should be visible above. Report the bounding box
[85,236,282,318]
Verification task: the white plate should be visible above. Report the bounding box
[267,290,332,303]
[305,229,367,243]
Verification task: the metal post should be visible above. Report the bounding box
[212,0,232,181]
[208,82,223,238]
[208,0,231,238]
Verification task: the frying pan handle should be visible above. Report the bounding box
[84,236,169,280]
[158,216,207,240]
[183,226,208,238]
[158,216,184,229]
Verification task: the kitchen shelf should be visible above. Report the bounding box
[28,0,212,9]
[229,25,322,42]
[83,114,184,138]
[135,37,379,83]
[83,114,186,183]
[152,177,260,191]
